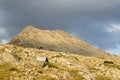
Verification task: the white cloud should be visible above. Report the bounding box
[0,27,7,35]
[107,49,120,55]
[106,44,120,55]
[0,26,9,44]
[1,39,8,44]
[107,25,120,33]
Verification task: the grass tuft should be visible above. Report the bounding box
[9,67,18,71]
[52,54,62,58]
[104,61,120,70]
[95,75,111,80]
[44,62,59,69]
[69,70,84,80]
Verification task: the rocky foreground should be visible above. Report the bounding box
[0,44,120,80]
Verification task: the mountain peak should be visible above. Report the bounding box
[21,25,40,33]
[22,25,65,34]
[9,25,120,61]
[24,25,37,29]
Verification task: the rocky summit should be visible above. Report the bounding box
[9,25,120,61]
[0,25,120,80]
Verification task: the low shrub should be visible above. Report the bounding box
[9,67,18,71]
[104,61,120,70]
[44,62,59,69]
[104,61,114,64]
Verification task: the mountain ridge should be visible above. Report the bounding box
[9,25,120,62]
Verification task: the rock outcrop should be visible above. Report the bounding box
[0,45,21,62]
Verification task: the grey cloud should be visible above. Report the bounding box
[67,20,117,50]
[0,0,120,51]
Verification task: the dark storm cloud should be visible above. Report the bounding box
[1,0,120,51]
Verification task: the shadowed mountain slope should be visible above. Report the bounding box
[9,25,120,61]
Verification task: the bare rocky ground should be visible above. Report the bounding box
[0,44,120,80]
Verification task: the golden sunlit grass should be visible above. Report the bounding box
[0,62,18,79]
[68,70,84,80]
[95,75,111,80]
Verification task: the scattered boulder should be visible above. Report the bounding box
[1,52,21,62]
[36,57,49,67]
[36,57,48,62]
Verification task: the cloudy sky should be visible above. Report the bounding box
[0,0,120,55]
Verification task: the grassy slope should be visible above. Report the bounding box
[0,44,120,80]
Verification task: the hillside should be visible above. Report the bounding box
[9,25,120,61]
[0,25,120,80]
[0,44,120,80]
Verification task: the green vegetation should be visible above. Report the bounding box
[98,57,104,59]
[0,62,17,79]
[0,48,5,54]
[44,62,59,69]
[88,67,100,73]
[104,61,120,70]
[40,76,55,80]
[52,54,62,58]
[104,61,114,64]
[9,67,18,71]
[0,62,18,79]
[95,75,111,80]
[69,70,84,80]
[73,57,79,61]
